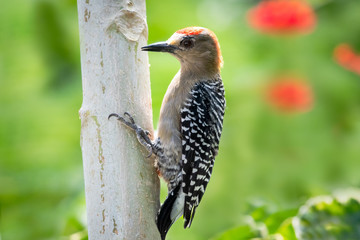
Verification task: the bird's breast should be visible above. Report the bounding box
[157,72,196,162]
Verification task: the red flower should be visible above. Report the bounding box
[334,44,360,75]
[266,77,314,113]
[247,0,316,35]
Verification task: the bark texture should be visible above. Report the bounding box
[77,0,160,239]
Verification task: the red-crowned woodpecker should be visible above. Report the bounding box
[109,27,225,239]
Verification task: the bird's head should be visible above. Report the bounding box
[142,27,223,75]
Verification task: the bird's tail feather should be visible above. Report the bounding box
[156,184,181,240]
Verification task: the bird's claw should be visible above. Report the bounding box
[123,112,135,124]
[108,112,137,130]
[135,127,153,157]
[109,112,154,158]
[146,147,153,158]
[108,113,120,120]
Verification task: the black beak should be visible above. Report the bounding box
[141,42,177,53]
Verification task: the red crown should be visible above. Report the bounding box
[176,27,205,36]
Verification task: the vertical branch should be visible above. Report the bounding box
[77,0,160,239]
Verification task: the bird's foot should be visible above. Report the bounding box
[109,112,153,157]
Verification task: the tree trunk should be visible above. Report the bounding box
[77,0,160,239]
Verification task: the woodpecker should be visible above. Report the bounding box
[109,27,225,239]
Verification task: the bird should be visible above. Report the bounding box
[109,26,225,239]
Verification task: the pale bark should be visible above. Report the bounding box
[77,0,160,239]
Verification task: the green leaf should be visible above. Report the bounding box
[276,217,297,240]
[265,209,298,234]
[252,205,272,222]
[293,189,360,240]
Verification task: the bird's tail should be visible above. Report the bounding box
[156,184,184,240]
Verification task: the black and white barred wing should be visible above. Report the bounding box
[180,80,225,228]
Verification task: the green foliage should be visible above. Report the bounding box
[213,210,296,240]
[216,189,360,240]
[293,190,360,240]
[265,209,298,234]
[276,218,297,240]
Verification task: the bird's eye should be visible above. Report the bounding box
[180,38,194,48]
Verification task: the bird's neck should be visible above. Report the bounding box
[179,61,220,81]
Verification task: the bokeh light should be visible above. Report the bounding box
[265,77,314,113]
[334,43,360,76]
[247,0,316,35]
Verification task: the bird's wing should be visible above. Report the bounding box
[180,79,225,228]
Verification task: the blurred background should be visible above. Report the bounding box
[1,0,360,239]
